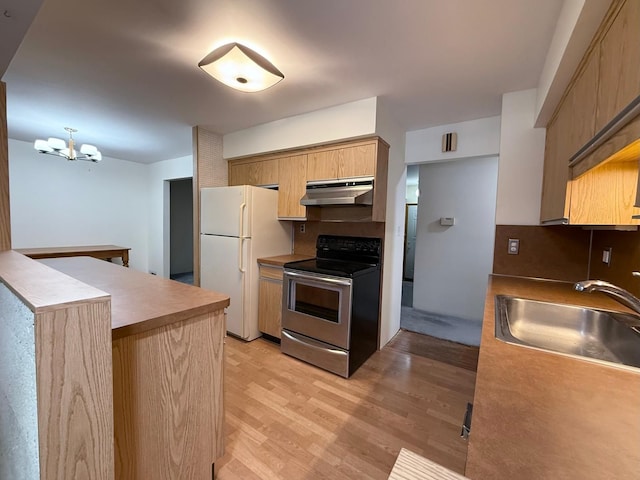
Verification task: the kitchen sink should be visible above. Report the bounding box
[494,295,640,370]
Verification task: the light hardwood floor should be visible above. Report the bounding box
[215,330,477,479]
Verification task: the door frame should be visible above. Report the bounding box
[403,203,418,281]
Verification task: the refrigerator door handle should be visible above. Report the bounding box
[238,237,246,273]
[239,202,246,238]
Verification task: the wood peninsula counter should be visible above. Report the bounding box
[42,257,230,480]
[466,275,640,480]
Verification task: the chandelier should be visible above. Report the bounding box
[34,127,102,162]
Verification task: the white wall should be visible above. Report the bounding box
[146,155,193,277]
[223,97,377,158]
[413,156,498,321]
[375,97,407,347]
[405,116,501,165]
[495,89,546,225]
[9,139,150,271]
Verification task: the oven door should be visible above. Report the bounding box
[282,269,352,349]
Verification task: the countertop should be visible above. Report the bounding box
[0,250,109,312]
[465,275,640,480]
[41,257,230,340]
[257,254,314,267]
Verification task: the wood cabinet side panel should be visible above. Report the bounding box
[258,278,283,338]
[372,141,389,222]
[35,301,114,480]
[596,0,640,132]
[540,101,573,222]
[113,310,225,480]
[278,155,307,219]
[0,81,10,251]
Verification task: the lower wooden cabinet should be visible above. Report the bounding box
[258,264,284,338]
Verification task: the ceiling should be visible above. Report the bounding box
[3,0,564,163]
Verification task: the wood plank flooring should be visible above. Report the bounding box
[387,330,480,372]
[215,331,477,479]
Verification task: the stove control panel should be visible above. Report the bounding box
[316,235,382,261]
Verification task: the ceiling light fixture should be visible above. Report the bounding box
[34,127,102,162]
[198,42,284,93]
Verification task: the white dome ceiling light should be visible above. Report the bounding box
[198,42,284,93]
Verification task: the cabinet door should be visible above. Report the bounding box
[338,143,376,178]
[229,159,278,186]
[278,154,307,219]
[229,163,252,186]
[569,46,599,155]
[258,267,284,338]
[307,150,339,181]
[596,0,640,131]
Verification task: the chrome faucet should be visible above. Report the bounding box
[574,279,640,316]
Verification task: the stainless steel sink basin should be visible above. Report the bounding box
[495,295,640,370]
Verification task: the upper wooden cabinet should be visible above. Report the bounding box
[307,142,377,181]
[277,154,307,219]
[228,159,278,186]
[227,136,389,222]
[595,0,640,132]
[540,0,640,225]
[540,51,599,224]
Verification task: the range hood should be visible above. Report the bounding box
[300,176,374,207]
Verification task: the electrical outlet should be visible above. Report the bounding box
[299,223,306,233]
[602,248,612,266]
[508,238,519,255]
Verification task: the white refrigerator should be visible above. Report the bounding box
[200,185,292,341]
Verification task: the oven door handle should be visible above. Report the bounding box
[282,330,349,357]
[284,270,352,286]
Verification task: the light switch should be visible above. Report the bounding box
[508,238,519,255]
[440,217,455,226]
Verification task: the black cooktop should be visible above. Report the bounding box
[283,258,379,278]
[284,235,382,278]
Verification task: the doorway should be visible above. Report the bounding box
[400,158,498,346]
[169,178,194,284]
[404,203,418,280]
[401,165,419,308]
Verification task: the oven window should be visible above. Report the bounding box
[292,282,340,323]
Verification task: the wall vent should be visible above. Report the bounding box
[442,132,458,153]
